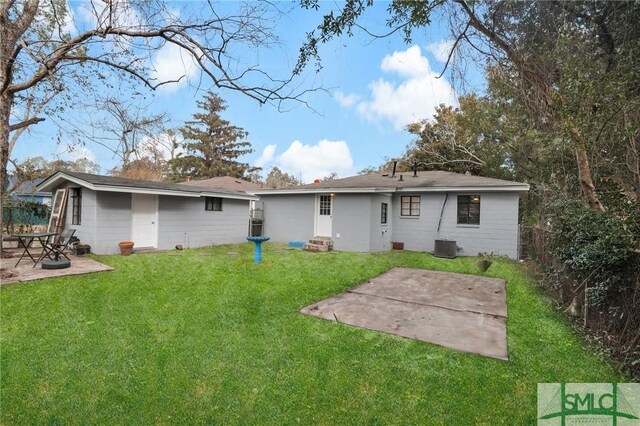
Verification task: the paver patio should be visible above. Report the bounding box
[0,251,113,285]
[301,267,508,360]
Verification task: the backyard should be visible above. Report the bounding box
[0,244,627,424]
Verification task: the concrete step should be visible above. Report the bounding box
[309,237,333,246]
[303,243,331,252]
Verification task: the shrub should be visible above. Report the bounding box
[549,200,635,307]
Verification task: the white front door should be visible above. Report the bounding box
[131,194,158,248]
[315,194,333,237]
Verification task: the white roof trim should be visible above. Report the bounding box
[200,191,259,201]
[395,185,530,193]
[37,172,258,200]
[255,188,391,195]
[257,184,529,195]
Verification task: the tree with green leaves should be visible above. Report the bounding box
[265,167,301,189]
[1,0,313,253]
[170,92,256,181]
[298,1,640,213]
[13,156,100,182]
[402,97,511,180]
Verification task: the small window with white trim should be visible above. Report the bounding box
[400,196,420,217]
[457,195,480,225]
[381,203,388,224]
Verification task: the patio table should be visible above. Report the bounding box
[11,232,58,268]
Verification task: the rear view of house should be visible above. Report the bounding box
[37,172,257,254]
[256,171,529,259]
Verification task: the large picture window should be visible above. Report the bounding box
[381,203,388,224]
[457,195,481,225]
[205,197,223,211]
[400,196,420,217]
[71,188,82,225]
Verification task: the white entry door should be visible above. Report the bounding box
[315,194,333,237]
[131,194,158,248]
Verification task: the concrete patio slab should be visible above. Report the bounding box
[1,253,113,285]
[351,267,507,317]
[301,267,508,360]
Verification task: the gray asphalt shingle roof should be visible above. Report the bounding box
[260,171,528,192]
[41,172,253,197]
[180,176,263,192]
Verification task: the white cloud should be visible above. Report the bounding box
[258,140,355,183]
[334,91,360,108]
[56,144,97,163]
[77,0,141,29]
[340,45,457,130]
[380,45,430,78]
[152,42,198,91]
[427,40,455,64]
[255,144,276,168]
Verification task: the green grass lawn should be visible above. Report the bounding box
[0,244,627,424]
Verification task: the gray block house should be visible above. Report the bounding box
[37,172,257,254]
[256,171,529,259]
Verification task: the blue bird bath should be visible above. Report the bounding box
[246,236,270,264]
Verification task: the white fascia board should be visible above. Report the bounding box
[37,173,93,192]
[256,185,529,195]
[256,188,391,195]
[395,185,530,193]
[199,191,258,201]
[95,185,200,197]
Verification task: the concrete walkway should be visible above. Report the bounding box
[1,252,113,285]
[301,267,508,360]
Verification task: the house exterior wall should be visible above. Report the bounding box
[54,182,253,254]
[392,192,520,258]
[56,183,97,250]
[157,196,249,249]
[369,194,392,252]
[94,192,133,254]
[332,194,372,252]
[260,194,315,244]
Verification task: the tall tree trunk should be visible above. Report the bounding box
[0,93,12,255]
[576,147,605,212]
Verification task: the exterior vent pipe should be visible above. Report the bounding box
[412,161,418,177]
[391,160,397,177]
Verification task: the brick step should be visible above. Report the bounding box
[303,243,331,252]
[309,237,333,246]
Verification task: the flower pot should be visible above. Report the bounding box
[118,241,135,256]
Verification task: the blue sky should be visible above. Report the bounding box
[12,1,485,182]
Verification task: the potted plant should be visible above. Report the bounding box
[118,241,134,256]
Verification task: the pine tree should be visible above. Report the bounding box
[170,92,256,180]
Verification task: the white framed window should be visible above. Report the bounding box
[400,196,420,217]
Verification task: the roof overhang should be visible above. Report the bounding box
[255,188,392,195]
[37,172,258,201]
[395,185,530,193]
[256,184,530,195]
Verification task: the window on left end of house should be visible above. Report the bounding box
[205,197,223,211]
[71,188,82,225]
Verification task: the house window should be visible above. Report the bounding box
[381,203,388,224]
[205,197,223,211]
[457,195,481,225]
[400,196,420,216]
[71,188,82,225]
[319,195,331,215]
